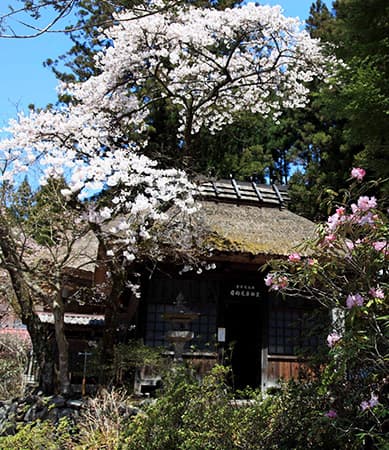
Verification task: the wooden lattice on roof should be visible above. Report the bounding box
[198,179,290,208]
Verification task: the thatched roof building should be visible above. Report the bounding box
[60,179,316,268]
[0,179,319,393]
[197,179,315,260]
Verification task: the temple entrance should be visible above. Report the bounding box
[224,300,262,390]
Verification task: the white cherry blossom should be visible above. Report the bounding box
[0,1,333,270]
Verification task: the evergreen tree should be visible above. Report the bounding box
[9,176,33,222]
[27,177,71,245]
[288,0,389,219]
[328,0,389,190]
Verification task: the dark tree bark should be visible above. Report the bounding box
[0,221,56,393]
[52,287,71,395]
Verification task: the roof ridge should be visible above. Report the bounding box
[197,178,290,209]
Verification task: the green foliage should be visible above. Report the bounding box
[123,363,388,449]
[8,177,33,222]
[191,111,300,183]
[308,0,389,201]
[260,380,344,450]
[0,417,74,450]
[2,359,386,448]
[306,0,336,41]
[94,340,167,387]
[114,340,165,372]
[5,176,77,246]
[123,365,267,450]
[74,340,166,389]
[288,0,389,219]
[25,177,75,246]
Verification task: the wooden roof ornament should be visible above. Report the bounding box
[198,179,290,208]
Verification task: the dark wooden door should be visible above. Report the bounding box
[224,301,262,390]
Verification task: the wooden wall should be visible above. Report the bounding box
[266,355,302,384]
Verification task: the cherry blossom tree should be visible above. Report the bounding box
[0,140,198,393]
[0,1,331,392]
[1,1,330,193]
[63,2,329,156]
[0,1,331,300]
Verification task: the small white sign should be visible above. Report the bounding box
[217,327,226,342]
[230,284,261,298]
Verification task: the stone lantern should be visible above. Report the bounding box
[163,292,199,361]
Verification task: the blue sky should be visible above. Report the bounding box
[0,0,333,130]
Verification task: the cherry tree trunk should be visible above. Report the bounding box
[52,289,71,395]
[0,223,56,393]
[99,276,124,386]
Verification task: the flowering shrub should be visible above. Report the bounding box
[266,168,388,448]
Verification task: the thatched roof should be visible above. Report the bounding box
[60,182,316,270]
[199,200,315,258]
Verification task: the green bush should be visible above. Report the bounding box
[2,366,386,449]
[261,380,348,450]
[124,365,224,449]
[123,365,269,450]
[0,418,74,450]
[123,367,387,449]
[85,339,166,388]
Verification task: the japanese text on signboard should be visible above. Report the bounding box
[230,284,260,298]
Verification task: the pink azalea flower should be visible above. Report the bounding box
[325,233,337,244]
[277,276,288,289]
[369,394,379,408]
[271,276,288,291]
[358,212,377,226]
[327,332,341,347]
[346,293,364,308]
[325,409,337,419]
[373,241,387,252]
[369,287,385,299]
[357,196,377,211]
[288,252,301,262]
[327,208,348,231]
[264,273,273,287]
[327,213,340,230]
[351,167,366,181]
[265,275,289,291]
